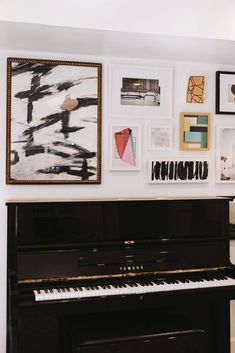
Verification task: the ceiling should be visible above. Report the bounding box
[1,20,235,65]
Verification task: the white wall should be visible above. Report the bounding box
[1,47,235,352]
[1,0,235,41]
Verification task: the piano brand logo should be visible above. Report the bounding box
[120,265,144,271]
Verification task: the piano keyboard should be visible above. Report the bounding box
[33,275,235,301]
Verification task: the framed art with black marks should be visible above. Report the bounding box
[6,57,102,184]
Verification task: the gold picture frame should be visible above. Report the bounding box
[180,112,210,151]
[6,57,102,184]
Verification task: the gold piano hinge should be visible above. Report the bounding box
[17,266,227,285]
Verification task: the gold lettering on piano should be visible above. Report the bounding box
[119,264,144,272]
[17,266,227,284]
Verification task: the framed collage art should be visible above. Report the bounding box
[180,112,210,151]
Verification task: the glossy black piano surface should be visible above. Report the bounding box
[6,197,235,353]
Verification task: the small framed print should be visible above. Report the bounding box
[109,64,173,119]
[216,126,235,183]
[180,112,210,151]
[148,124,172,150]
[110,124,141,171]
[148,158,209,183]
[216,71,235,114]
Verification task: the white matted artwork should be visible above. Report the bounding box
[148,159,209,183]
[109,65,173,118]
[216,126,235,183]
[148,124,172,150]
[110,124,141,171]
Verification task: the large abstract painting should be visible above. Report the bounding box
[148,159,209,183]
[110,124,141,170]
[6,57,102,184]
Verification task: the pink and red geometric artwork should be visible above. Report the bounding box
[114,128,136,166]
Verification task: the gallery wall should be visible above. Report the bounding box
[1,47,235,352]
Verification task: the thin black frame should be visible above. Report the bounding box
[216,70,235,115]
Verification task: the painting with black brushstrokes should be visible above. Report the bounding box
[148,159,209,183]
[6,58,102,184]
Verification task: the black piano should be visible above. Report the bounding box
[6,197,235,353]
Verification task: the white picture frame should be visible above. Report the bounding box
[109,64,173,119]
[148,158,209,183]
[147,124,172,150]
[110,124,141,171]
[216,126,235,183]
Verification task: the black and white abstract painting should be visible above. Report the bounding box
[6,58,102,184]
[148,159,209,183]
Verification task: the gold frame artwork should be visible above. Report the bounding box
[180,112,210,151]
[6,57,102,184]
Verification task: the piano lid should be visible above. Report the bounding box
[11,198,230,248]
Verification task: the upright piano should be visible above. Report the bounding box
[6,197,235,353]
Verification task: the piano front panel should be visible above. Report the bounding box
[6,197,234,353]
[14,199,229,248]
[17,241,230,282]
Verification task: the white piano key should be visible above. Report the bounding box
[33,276,235,302]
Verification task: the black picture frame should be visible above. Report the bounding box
[216,70,235,114]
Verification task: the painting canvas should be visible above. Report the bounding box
[148,159,209,183]
[148,125,172,150]
[216,127,235,183]
[110,124,141,170]
[110,65,172,118]
[180,112,210,151]
[216,71,235,114]
[6,57,102,184]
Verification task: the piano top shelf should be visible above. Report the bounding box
[5,195,234,205]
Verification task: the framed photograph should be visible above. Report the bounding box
[148,158,209,183]
[109,64,173,118]
[6,57,102,184]
[148,124,172,150]
[216,126,235,183]
[216,71,235,114]
[180,112,210,151]
[110,124,141,171]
